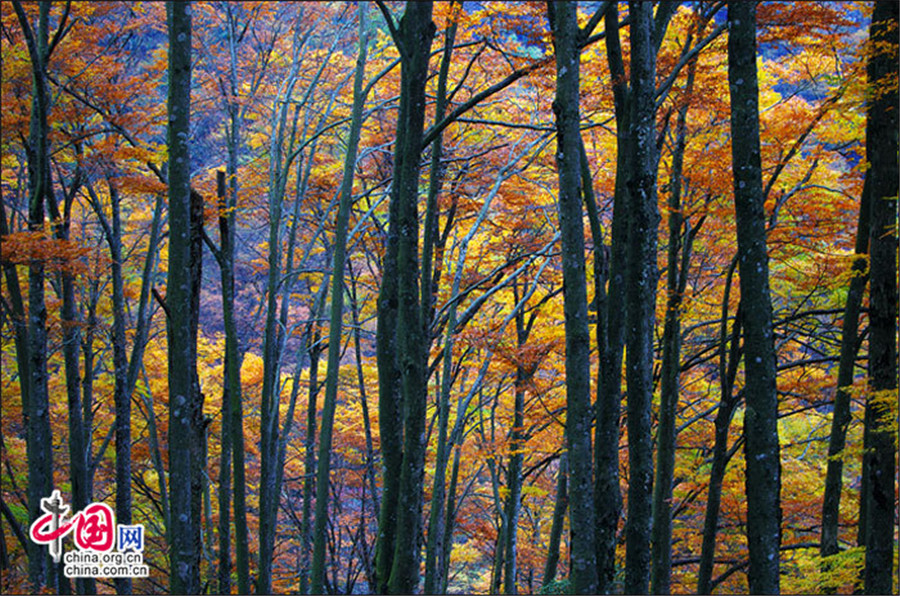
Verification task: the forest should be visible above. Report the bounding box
[0,1,897,594]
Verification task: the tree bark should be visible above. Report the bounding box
[386,5,435,593]
[12,1,55,589]
[548,2,598,593]
[165,2,200,592]
[697,259,742,595]
[727,3,782,592]
[311,5,370,590]
[624,2,660,592]
[861,2,898,594]
[108,182,133,596]
[595,6,629,590]
[542,453,568,588]
[423,8,458,591]
[256,25,308,592]
[820,174,870,560]
[651,40,700,594]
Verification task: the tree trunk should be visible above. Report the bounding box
[542,453,568,587]
[548,2,597,593]
[651,45,699,594]
[624,2,660,592]
[595,6,629,590]
[165,2,200,592]
[221,8,251,592]
[214,173,233,596]
[423,8,458,591]
[386,5,435,593]
[108,182,133,596]
[727,3,782,592]
[697,260,742,595]
[12,1,55,589]
[311,5,370,590]
[820,174,870,560]
[257,26,308,592]
[861,2,898,594]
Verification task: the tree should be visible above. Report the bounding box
[727,2,782,592]
[860,2,898,593]
[372,2,435,593]
[624,2,661,592]
[650,26,704,592]
[311,3,370,591]
[595,5,629,589]
[820,172,870,562]
[10,1,59,589]
[387,4,435,593]
[547,2,597,594]
[165,2,200,592]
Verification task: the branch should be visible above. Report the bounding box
[0,492,28,552]
[374,0,401,53]
[655,21,727,108]
[421,56,552,148]
[47,0,73,59]
[579,0,612,43]
[152,287,171,321]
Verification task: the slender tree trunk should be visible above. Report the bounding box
[189,190,205,596]
[861,2,898,593]
[299,316,322,596]
[440,442,463,593]
[108,182,133,596]
[47,149,87,596]
[256,30,296,593]
[349,262,379,590]
[542,453,568,587]
[220,8,251,592]
[386,5,435,593]
[624,2,660,592]
[820,174,870,560]
[165,2,200,592]
[423,8,458,591]
[595,6,629,590]
[214,173,233,596]
[650,48,699,594]
[697,260,742,595]
[12,1,54,589]
[727,3,782,592]
[311,5,370,590]
[548,2,597,592]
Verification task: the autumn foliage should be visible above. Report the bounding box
[1,2,897,595]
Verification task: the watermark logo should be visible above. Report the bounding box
[29,490,149,579]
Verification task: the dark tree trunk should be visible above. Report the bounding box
[222,10,251,593]
[651,44,700,594]
[727,3,782,593]
[423,9,458,591]
[12,1,54,589]
[542,453,568,588]
[311,5,370,590]
[624,2,660,593]
[108,183,133,596]
[165,2,200,592]
[861,2,898,594]
[374,3,435,593]
[548,2,597,593]
[595,5,629,590]
[49,148,91,596]
[386,5,435,593]
[697,260,743,595]
[214,172,233,596]
[820,174,870,560]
